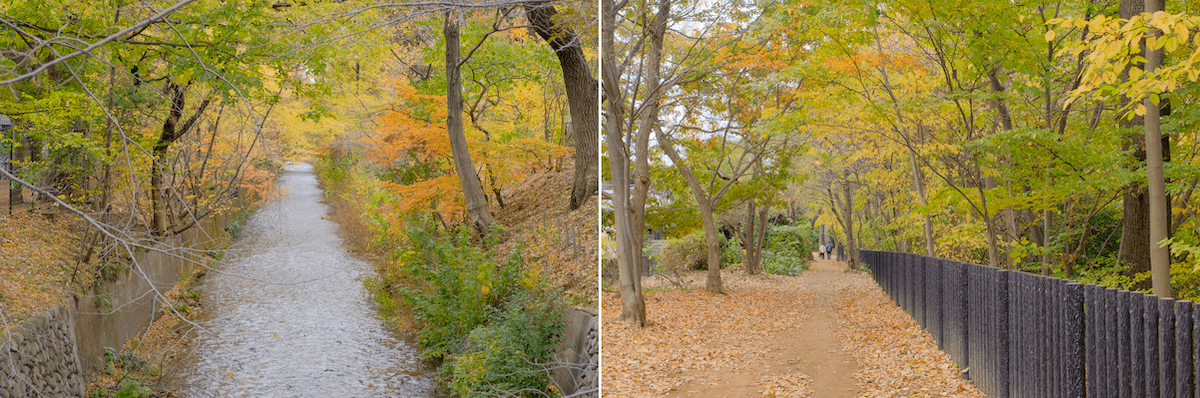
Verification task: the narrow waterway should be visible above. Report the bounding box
[173,163,433,397]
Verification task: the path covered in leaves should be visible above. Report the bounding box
[603,258,985,397]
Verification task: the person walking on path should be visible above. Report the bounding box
[827,242,835,260]
[819,242,826,259]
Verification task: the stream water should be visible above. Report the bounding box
[172,163,433,397]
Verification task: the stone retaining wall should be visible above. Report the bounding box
[0,305,87,397]
[551,307,598,397]
[2,199,243,397]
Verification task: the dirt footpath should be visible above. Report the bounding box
[602,258,984,398]
[661,259,858,398]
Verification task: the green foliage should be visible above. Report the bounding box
[397,224,563,397]
[656,230,741,271]
[767,225,817,258]
[90,380,152,398]
[760,225,816,276]
[448,291,565,398]
[1171,262,1200,302]
[721,237,743,266]
[400,225,520,359]
[91,349,155,398]
[761,251,808,276]
[657,231,710,271]
[1068,255,1147,291]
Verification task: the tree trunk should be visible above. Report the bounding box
[1117,0,1152,289]
[603,0,645,326]
[524,3,599,211]
[842,177,857,268]
[656,125,724,294]
[741,200,769,275]
[1143,0,1171,298]
[444,12,495,235]
[699,198,724,293]
[988,66,1018,269]
[870,24,934,257]
[628,0,671,283]
[151,81,209,236]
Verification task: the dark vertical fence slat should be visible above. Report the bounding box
[1132,291,1147,398]
[917,256,927,330]
[1147,295,1161,398]
[967,264,985,392]
[1177,301,1194,398]
[1065,282,1085,398]
[1162,298,1177,398]
[1113,288,1123,395]
[1041,276,1052,398]
[906,253,914,316]
[1012,272,1022,395]
[859,250,1199,398]
[997,270,1010,398]
[930,258,942,347]
[1086,284,1100,398]
[1120,290,1133,398]
[1056,279,1065,398]
[1055,279,1066,398]
[1195,302,1200,398]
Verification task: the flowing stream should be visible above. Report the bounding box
[172,163,433,397]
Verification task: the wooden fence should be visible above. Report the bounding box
[861,250,1197,398]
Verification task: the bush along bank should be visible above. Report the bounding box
[400,222,565,397]
[315,156,577,397]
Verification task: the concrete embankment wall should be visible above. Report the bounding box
[1,204,241,398]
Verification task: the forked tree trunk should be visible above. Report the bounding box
[152,81,210,236]
[603,0,645,326]
[628,0,671,286]
[444,12,495,235]
[741,200,770,275]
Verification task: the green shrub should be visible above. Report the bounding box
[721,237,742,266]
[657,231,709,271]
[396,224,563,397]
[767,225,817,258]
[762,251,808,276]
[448,291,564,397]
[399,226,523,359]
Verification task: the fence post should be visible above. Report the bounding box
[930,257,943,348]
[1177,301,1193,398]
[1132,291,1146,398]
[997,270,1010,398]
[1119,290,1132,398]
[1064,282,1085,398]
[1194,302,1200,398]
[1160,298,1176,398]
[959,261,970,375]
[1105,288,1119,396]
[917,255,927,330]
[1086,284,1100,398]
[1146,294,1160,398]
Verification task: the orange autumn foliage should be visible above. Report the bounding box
[363,78,572,229]
[822,52,924,75]
[377,176,466,226]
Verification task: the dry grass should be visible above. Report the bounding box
[493,165,598,308]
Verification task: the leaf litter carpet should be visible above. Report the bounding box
[602,258,985,397]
